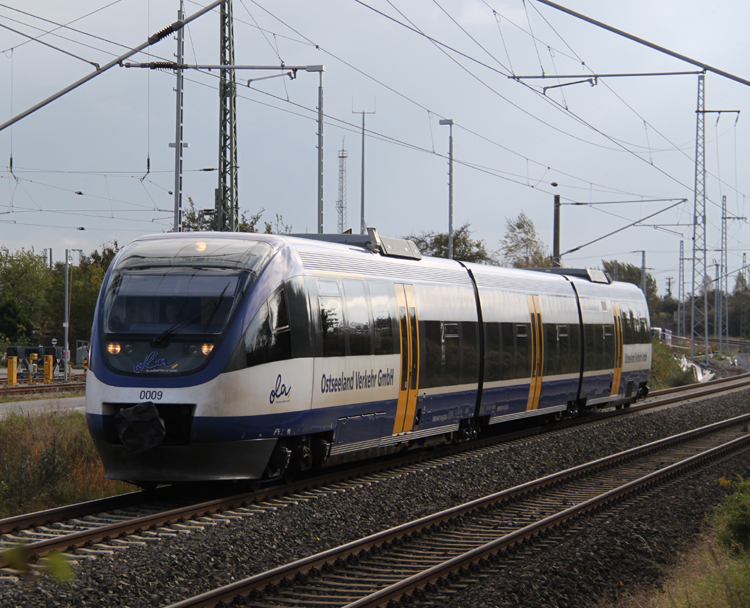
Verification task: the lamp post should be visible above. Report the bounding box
[439,119,454,259]
[63,248,83,380]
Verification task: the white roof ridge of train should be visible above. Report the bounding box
[128,228,615,286]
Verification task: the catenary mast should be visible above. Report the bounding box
[214,0,239,232]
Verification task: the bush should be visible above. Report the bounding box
[0,411,131,517]
[650,339,695,390]
[713,476,750,553]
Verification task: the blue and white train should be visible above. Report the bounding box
[85,230,651,486]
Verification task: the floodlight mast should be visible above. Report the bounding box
[439,119,455,259]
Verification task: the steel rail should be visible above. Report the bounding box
[163,413,750,608]
[344,431,750,608]
[1,373,747,569]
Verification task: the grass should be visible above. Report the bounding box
[0,410,131,518]
[609,539,750,608]
[649,339,696,391]
[604,478,750,608]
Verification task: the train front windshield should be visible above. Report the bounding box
[100,237,273,376]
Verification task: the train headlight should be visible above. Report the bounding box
[106,342,121,355]
[201,343,214,356]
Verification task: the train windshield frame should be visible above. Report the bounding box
[99,237,273,377]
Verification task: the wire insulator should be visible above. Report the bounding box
[148,20,183,45]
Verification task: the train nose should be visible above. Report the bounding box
[115,402,166,454]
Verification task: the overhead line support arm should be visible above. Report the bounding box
[534,0,750,88]
[0,0,226,133]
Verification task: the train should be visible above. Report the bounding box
[85,229,652,486]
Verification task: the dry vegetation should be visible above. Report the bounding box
[603,478,750,608]
[0,410,131,518]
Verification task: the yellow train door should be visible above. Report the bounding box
[611,301,623,396]
[393,284,420,434]
[526,295,544,411]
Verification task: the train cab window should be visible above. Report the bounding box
[317,280,345,357]
[244,287,292,368]
[343,280,371,356]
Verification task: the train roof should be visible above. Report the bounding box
[123,231,646,303]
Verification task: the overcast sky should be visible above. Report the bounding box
[2,0,750,296]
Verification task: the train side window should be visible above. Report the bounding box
[501,323,515,380]
[568,324,581,374]
[343,280,371,356]
[484,322,501,382]
[317,279,345,357]
[515,324,529,379]
[603,324,614,368]
[420,320,442,388]
[544,324,558,376]
[368,282,397,355]
[442,322,460,385]
[461,321,479,385]
[583,324,595,371]
[287,276,313,359]
[244,288,292,368]
[640,316,649,343]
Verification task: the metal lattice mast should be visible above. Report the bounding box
[336,141,348,234]
[721,194,728,350]
[172,0,186,232]
[691,73,707,360]
[714,261,720,344]
[743,252,748,345]
[678,241,685,337]
[214,0,238,232]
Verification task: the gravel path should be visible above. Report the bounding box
[3,391,750,608]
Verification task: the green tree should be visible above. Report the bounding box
[601,260,658,308]
[0,297,34,343]
[181,198,292,234]
[85,241,120,274]
[734,271,747,294]
[404,223,499,264]
[0,247,53,331]
[498,212,553,268]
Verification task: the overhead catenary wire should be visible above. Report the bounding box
[2,0,746,276]
[0,0,226,133]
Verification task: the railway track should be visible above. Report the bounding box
[0,374,748,576]
[0,380,85,397]
[164,413,750,608]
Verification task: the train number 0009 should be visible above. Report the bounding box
[140,390,163,401]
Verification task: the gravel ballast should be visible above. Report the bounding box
[2,391,750,607]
